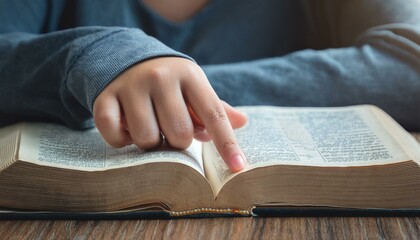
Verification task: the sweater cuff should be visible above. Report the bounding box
[65,27,193,113]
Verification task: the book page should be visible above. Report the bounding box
[370,107,420,165]
[0,123,21,171]
[204,105,410,189]
[18,123,204,174]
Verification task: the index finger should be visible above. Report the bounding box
[184,78,247,172]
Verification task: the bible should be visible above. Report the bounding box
[0,105,420,218]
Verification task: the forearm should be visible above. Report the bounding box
[203,40,420,130]
[205,0,420,131]
[0,27,191,128]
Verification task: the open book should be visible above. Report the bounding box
[0,105,420,218]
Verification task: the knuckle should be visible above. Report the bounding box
[182,63,207,85]
[165,122,194,149]
[222,139,237,152]
[94,112,117,130]
[207,106,227,124]
[145,66,169,84]
[183,61,201,75]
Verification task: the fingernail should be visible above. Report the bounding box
[230,154,247,172]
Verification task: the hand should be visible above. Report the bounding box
[93,57,247,172]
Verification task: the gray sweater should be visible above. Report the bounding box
[0,0,419,130]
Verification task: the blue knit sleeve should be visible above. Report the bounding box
[203,25,420,131]
[0,27,191,129]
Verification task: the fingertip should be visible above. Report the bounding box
[99,123,133,148]
[106,136,133,148]
[228,154,247,172]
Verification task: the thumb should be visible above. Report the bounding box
[221,100,247,129]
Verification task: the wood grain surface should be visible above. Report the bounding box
[1,133,419,239]
[1,217,420,239]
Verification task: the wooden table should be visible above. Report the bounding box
[1,134,419,239]
[1,217,420,239]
